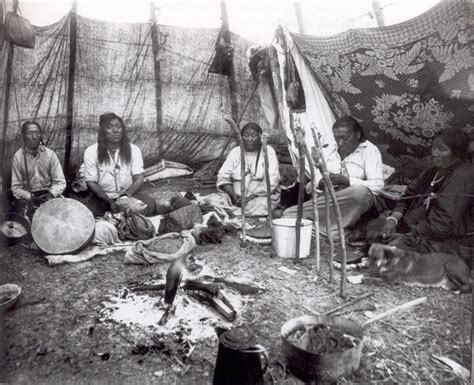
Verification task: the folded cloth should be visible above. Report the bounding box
[93,220,121,246]
[45,244,132,266]
[169,203,203,230]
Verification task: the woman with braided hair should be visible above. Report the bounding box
[377,127,473,263]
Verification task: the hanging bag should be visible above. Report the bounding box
[5,12,35,49]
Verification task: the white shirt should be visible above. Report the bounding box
[11,145,66,200]
[216,145,280,197]
[341,140,384,193]
[83,143,144,199]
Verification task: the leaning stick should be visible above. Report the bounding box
[323,292,372,316]
[223,115,247,247]
[310,124,347,298]
[295,127,320,270]
[311,143,334,283]
[294,130,305,261]
[363,297,427,327]
[261,133,274,241]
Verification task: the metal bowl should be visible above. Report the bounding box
[0,283,22,312]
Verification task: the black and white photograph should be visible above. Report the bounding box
[0,0,472,383]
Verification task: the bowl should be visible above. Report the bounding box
[281,315,364,383]
[0,283,22,312]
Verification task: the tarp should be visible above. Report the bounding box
[0,12,286,177]
[275,0,473,174]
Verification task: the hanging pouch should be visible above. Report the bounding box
[5,12,35,49]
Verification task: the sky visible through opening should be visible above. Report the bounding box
[3,0,440,43]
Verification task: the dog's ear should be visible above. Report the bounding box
[368,244,385,268]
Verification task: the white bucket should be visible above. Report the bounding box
[272,218,312,259]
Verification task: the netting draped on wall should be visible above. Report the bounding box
[0,12,284,175]
[291,0,473,170]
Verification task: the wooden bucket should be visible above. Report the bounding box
[31,198,95,254]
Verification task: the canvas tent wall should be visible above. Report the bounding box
[269,0,473,178]
[0,8,286,185]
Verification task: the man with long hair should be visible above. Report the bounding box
[283,116,384,238]
[11,120,66,217]
[83,112,146,215]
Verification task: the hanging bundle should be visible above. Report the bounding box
[208,28,234,76]
[5,11,35,49]
[285,51,306,112]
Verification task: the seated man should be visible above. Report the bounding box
[11,121,66,218]
[217,122,280,217]
[83,112,151,216]
[283,116,384,237]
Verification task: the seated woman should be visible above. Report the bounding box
[377,127,473,263]
[216,122,280,217]
[83,112,152,216]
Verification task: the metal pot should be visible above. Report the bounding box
[281,315,364,383]
[0,212,31,246]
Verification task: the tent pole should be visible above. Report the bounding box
[1,40,14,187]
[372,1,386,27]
[150,2,163,157]
[293,2,306,34]
[220,0,239,123]
[64,1,77,180]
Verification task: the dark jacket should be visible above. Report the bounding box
[393,160,473,241]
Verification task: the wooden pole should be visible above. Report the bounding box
[150,2,163,157]
[223,115,247,248]
[293,2,306,34]
[261,133,274,241]
[214,81,258,175]
[372,1,386,27]
[296,126,320,270]
[1,0,18,187]
[311,135,334,282]
[310,124,347,298]
[295,136,305,260]
[324,177,335,283]
[64,1,77,179]
[220,0,239,123]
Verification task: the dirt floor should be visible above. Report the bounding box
[0,178,472,385]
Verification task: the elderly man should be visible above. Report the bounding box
[11,121,66,216]
[83,112,150,216]
[283,116,384,237]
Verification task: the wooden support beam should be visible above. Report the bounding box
[150,2,164,157]
[64,2,77,178]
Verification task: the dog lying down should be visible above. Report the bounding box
[366,244,472,294]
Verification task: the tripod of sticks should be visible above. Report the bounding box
[223,114,348,298]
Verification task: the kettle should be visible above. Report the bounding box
[213,327,268,385]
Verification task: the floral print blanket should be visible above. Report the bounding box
[291,0,473,172]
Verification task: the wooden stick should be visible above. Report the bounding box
[261,133,274,242]
[363,296,427,327]
[296,126,320,270]
[295,138,305,261]
[223,115,247,247]
[310,124,347,298]
[324,187,335,283]
[323,292,373,316]
[214,81,259,174]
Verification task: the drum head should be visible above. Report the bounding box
[31,198,95,254]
